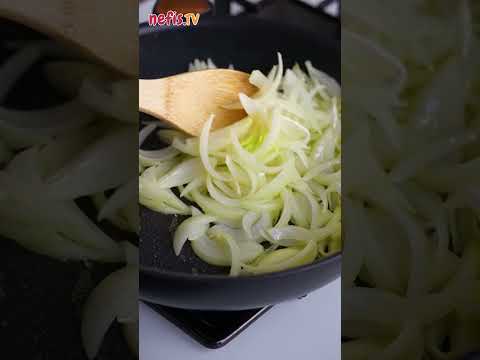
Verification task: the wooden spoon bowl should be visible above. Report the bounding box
[139,69,257,136]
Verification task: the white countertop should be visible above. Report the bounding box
[140,277,341,360]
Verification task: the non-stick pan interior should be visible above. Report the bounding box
[139,16,340,275]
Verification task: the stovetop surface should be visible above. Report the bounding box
[145,303,272,349]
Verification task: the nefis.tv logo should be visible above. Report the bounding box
[148,10,201,27]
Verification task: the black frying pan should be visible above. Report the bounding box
[139,7,341,310]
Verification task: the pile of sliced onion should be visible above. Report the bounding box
[342,1,480,359]
[139,54,341,275]
[0,41,138,358]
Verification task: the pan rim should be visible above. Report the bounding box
[140,251,341,281]
[138,15,339,47]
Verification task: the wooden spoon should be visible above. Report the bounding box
[0,0,137,76]
[139,69,257,136]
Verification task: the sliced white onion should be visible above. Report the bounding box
[81,265,138,359]
[139,146,180,167]
[243,240,317,275]
[206,175,242,207]
[242,211,261,240]
[97,179,136,222]
[173,214,216,255]
[199,115,230,181]
[156,158,204,189]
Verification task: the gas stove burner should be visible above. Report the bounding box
[145,303,272,348]
[230,0,339,17]
[294,0,340,17]
[154,0,340,19]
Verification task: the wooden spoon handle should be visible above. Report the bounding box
[0,0,68,33]
[0,0,137,76]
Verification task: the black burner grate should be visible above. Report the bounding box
[153,0,340,19]
[230,0,339,18]
[145,302,272,348]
